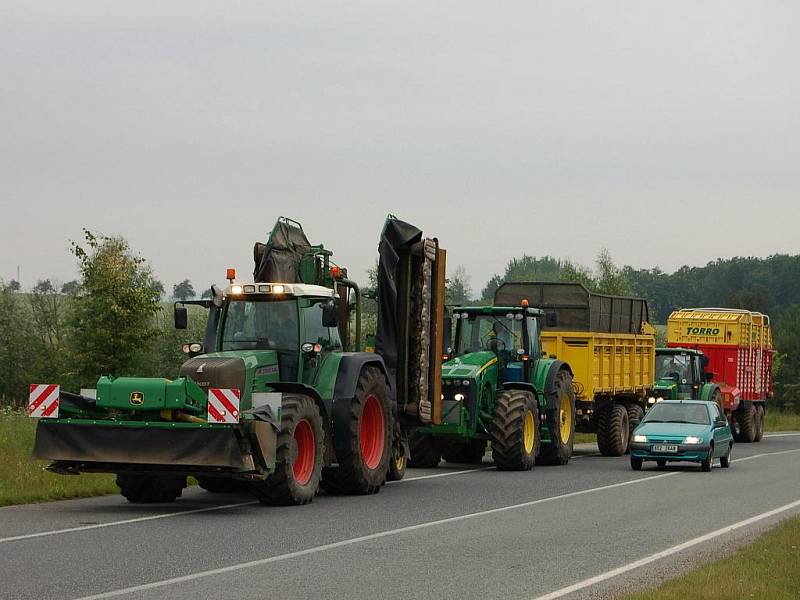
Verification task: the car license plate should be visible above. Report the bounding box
[652,444,678,453]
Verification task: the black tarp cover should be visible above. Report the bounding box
[375,217,423,393]
[253,219,312,283]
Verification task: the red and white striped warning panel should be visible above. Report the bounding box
[207,388,240,424]
[28,384,60,418]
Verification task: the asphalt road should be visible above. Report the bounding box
[2,434,799,600]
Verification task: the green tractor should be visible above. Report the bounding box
[409,304,577,469]
[650,347,721,406]
[32,217,443,505]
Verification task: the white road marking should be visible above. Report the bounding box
[74,472,681,599]
[733,447,800,463]
[763,432,800,438]
[388,466,494,483]
[0,501,258,544]
[532,498,800,600]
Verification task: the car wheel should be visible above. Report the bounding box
[630,456,643,471]
[701,445,713,472]
[720,443,732,468]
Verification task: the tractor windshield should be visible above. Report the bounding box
[455,313,525,356]
[656,353,692,383]
[221,299,299,352]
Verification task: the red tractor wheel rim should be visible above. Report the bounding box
[359,394,385,470]
[293,419,316,486]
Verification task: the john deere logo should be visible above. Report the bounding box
[130,392,144,405]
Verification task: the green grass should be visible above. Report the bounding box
[765,410,800,432]
[574,432,597,444]
[625,516,800,599]
[0,409,118,507]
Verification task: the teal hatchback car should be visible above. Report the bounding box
[630,400,733,472]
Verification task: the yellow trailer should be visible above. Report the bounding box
[496,282,656,456]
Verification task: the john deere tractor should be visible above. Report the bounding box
[409,303,577,470]
[31,217,444,505]
[651,348,721,406]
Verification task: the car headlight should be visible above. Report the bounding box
[647,397,656,404]
[683,436,702,444]
[633,434,647,443]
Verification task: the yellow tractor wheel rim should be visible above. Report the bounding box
[523,410,535,454]
[394,453,406,472]
[559,393,572,442]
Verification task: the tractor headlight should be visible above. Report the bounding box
[272,284,285,294]
[230,285,243,295]
[454,393,465,402]
[633,434,648,443]
[683,436,702,444]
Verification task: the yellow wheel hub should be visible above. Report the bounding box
[559,393,572,442]
[395,453,406,472]
[523,410,535,454]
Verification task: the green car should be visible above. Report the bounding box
[630,400,733,472]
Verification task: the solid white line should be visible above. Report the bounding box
[0,466,491,544]
[733,447,800,463]
[0,501,258,544]
[532,498,800,600]
[75,472,680,600]
[388,466,494,483]
[763,432,800,438]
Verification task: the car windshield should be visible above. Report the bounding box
[642,403,710,425]
[655,353,692,382]
[221,299,298,351]
[456,313,524,355]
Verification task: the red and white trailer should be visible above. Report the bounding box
[667,308,773,442]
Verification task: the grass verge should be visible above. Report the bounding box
[765,410,800,432]
[0,409,118,507]
[624,515,800,600]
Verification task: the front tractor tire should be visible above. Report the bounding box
[116,474,186,504]
[754,404,765,442]
[491,389,539,471]
[597,403,630,457]
[537,370,576,466]
[387,426,408,482]
[321,367,391,495]
[251,393,324,506]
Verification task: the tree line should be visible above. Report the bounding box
[2,235,798,411]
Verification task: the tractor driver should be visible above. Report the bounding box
[263,301,300,380]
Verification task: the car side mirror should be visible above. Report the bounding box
[322,302,338,328]
[174,305,188,329]
[714,419,727,428]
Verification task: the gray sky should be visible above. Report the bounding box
[1,1,798,296]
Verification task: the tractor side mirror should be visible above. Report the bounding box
[702,372,714,382]
[322,302,338,328]
[174,305,188,329]
[700,354,709,369]
[545,312,558,328]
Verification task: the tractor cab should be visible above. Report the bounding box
[651,348,709,403]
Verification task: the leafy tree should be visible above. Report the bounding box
[152,280,165,301]
[8,279,20,292]
[61,280,80,295]
[200,288,213,299]
[64,230,162,389]
[446,266,472,305]
[594,249,631,295]
[0,283,37,404]
[173,279,195,301]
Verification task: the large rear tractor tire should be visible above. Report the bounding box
[597,403,630,457]
[441,439,486,464]
[537,370,576,466]
[197,477,247,494]
[251,393,324,506]
[491,389,539,471]
[754,404,765,442]
[321,367,391,494]
[408,431,441,468]
[733,403,757,443]
[116,474,186,504]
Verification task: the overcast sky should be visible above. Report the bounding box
[1,1,798,296]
